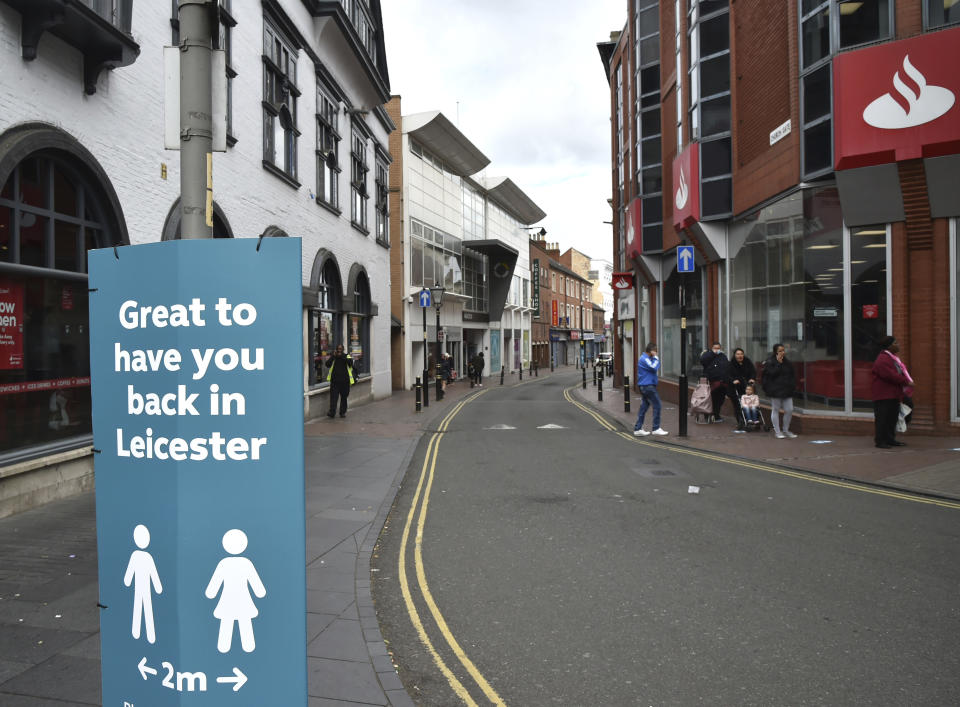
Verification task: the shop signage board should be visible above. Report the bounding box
[611,272,634,290]
[0,280,24,369]
[833,25,960,170]
[89,239,306,706]
[672,143,700,230]
[532,260,540,316]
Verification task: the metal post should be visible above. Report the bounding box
[679,273,688,437]
[415,377,421,413]
[624,374,631,413]
[519,363,523,380]
[598,372,603,402]
[500,365,505,385]
[178,0,214,240]
[435,305,443,401]
[422,306,428,407]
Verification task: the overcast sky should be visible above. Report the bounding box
[380,0,626,265]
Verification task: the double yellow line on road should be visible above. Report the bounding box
[397,389,507,706]
[564,385,960,511]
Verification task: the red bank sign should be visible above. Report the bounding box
[834,26,960,170]
[672,142,700,230]
[625,197,642,261]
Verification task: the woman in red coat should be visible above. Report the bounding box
[871,336,912,448]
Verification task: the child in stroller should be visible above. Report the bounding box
[739,384,763,431]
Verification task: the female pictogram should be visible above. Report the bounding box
[123,524,163,644]
[204,529,266,653]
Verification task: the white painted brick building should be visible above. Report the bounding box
[0,0,393,515]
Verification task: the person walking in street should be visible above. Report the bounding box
[325,344,354,418]
[440,353,453,389]
[633,343,668,437]
[472,351,485,386]
[726,347,757,431]
[760,343,797,439]
[700,342,730,423]
[871,335,913,449]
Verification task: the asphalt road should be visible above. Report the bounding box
[372,372,960,706]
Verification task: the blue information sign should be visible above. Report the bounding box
[89,239,306,706]
[677,245,695,273]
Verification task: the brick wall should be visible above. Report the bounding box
[731,0,800,215]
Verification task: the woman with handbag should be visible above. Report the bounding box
[871,335,912,449]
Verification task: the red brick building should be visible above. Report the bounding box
[600,0,960,434]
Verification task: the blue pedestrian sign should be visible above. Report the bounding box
[89,239,307,706]
[419,288,432,307]
[678,245,695,273]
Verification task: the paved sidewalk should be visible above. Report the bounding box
[573,375,960,501]
[0,375,491,706]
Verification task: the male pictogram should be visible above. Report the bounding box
[205,529,266,653]
[123,524,163,643]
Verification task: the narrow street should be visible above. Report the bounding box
[373,372,960,706]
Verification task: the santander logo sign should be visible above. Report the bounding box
[674,165,689,210]
[862,54,956,130]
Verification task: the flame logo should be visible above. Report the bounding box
[862,55,955,130]
[675,165,689,210]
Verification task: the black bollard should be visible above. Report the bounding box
[624,375,631,413]
[436,362,443,401]
[519,365,523,381]
[500,365,505,386]
[535,362,538,377]
[415,377,422,413]
[582,365,587,389]
[598,372,603,402]
[422,367,429,407]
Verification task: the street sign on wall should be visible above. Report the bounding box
[89,239,307,706]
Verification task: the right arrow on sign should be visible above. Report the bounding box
[217,667,248,692]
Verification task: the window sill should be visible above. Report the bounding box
[376,237,390,250]
[351,222,370,236]
[317,199,341,217]
[262,161,301,189]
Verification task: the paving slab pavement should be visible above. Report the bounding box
[573,375,960,501]
[0,375,489,706]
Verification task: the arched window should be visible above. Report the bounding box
[310,257,343,385]
[0,151,123,460]
[349,270,371,375]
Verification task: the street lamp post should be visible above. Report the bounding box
[431,287,445,401]
[422,296,428,408]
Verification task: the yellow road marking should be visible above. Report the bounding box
[398,388,507,706]
[565,386,960,511]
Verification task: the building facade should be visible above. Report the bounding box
[600,0,960,435]
[386,98,544,389]
[0,0,394,515]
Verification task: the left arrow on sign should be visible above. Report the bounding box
[138,657,158,681]
[217,667,248,692]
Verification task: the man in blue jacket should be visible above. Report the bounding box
[634,343,669,437]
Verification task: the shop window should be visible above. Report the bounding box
[661,264,705,380]
[850,225,888,412]
[0,153,122,459]
[311,259,342,386]
[349,271,371,376]
[730,188,855,412]
[927,0,960,28]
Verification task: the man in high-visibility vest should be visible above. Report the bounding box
[325,344,354,418]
